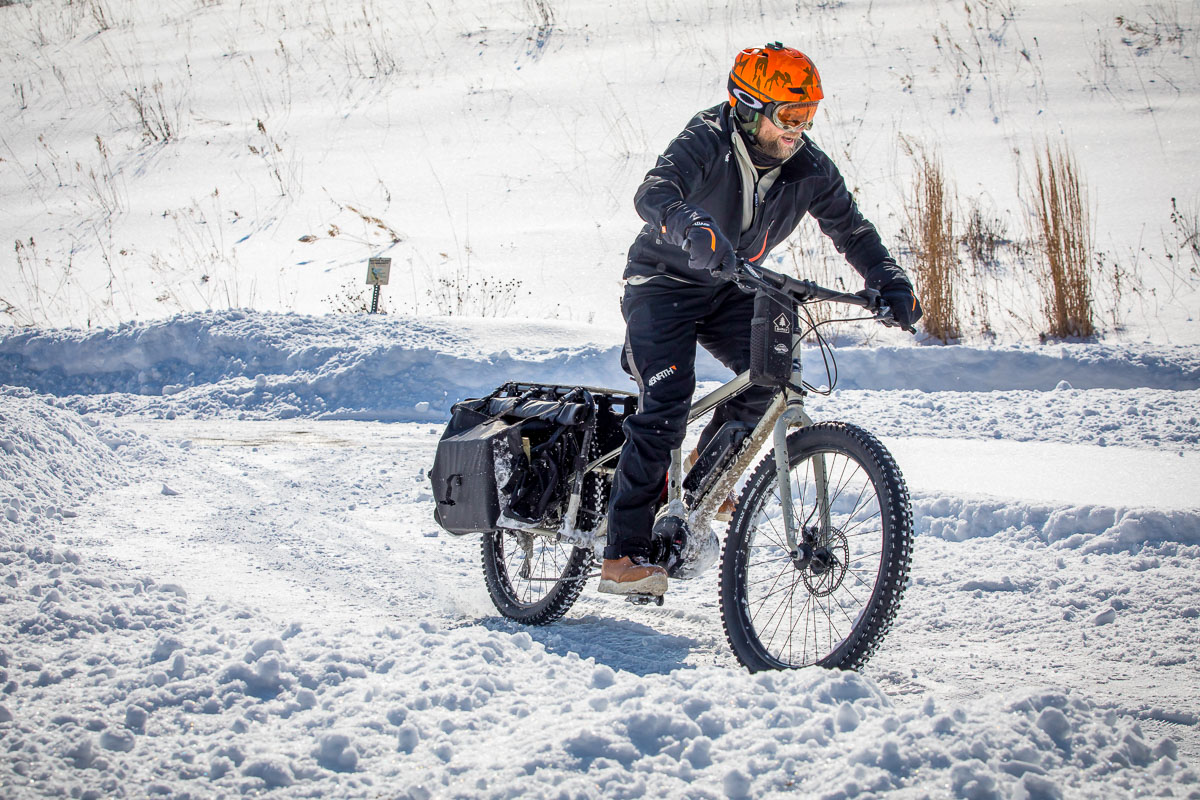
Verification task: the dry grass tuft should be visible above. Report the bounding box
[906,146,961,342]
[1032,143,1095,339]
[959,198,1008,337]
[1168,196,1200,270]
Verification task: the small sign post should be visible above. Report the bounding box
[366,257,391,314]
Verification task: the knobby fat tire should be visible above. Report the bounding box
[481,532,591,625]
[719,422,913,671]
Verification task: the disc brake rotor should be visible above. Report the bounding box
[802,529,849,596]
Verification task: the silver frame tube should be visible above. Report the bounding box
[560,317,815,566]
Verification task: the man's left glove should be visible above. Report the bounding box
[684,223,737,278]
[879,281,923,328]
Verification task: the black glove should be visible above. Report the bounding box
[684,223,736,278]
[879,282,923,328]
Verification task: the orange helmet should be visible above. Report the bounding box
[728,43,823,131]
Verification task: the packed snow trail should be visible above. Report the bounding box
[59,416,1200,758]
[6,404,1191,798]
[894,437,1200,524]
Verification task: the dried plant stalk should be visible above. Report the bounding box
[910,150,961,342]
[1033,144,1095,338]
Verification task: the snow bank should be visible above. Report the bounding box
[4,312,1200,421]
[833,344,1200,392]
[0,389,155,533]
[1,312,629,421]
[914,494,1200,551]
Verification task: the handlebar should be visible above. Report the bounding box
[728,259,916,334]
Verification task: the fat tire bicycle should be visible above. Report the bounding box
[435,259,915,671]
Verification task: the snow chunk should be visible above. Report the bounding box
[314,732,359,772]
[242,757,295,788]
[150,635,183,662]
[99,727,135,752]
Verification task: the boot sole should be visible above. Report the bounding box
[597,574,668,597]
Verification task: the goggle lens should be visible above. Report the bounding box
[771,102,817,131]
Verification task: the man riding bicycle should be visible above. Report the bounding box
[598,43,923,597]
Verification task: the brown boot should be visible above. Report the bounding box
[715,494,736,523]
[598,556,668,597]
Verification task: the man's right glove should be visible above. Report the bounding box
[684,223,736,278]
[879,281,923,328]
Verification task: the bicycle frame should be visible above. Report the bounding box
[471,260,913,662]
[539,262,893,569]
[549,330,817,572]
[671,342,817,567]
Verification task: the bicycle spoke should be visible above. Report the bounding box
[763,578,800,658]
[844,565,880,593]
[745,564,796,588]
[836,479,874,527]
[747,557,796,608]
[839,508,882,540]
[752,518,790,552]
[748,559,796,627]
[814,589,840,652]
[831,585,863,625]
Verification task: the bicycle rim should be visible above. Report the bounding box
[723,423,909,670]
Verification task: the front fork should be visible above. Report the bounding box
[772,397,826,557]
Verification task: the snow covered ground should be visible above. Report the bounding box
[3,314,1199,798]
[4,0,1200,796]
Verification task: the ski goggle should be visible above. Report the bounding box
[768,101,818,131]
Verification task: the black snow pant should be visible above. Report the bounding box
[604,278,776,561]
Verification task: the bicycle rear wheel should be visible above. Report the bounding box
[720,422,912,671]
[482,530,591,625]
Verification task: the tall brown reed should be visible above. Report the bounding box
[909,149,961,342]
[1032,144,1095,338]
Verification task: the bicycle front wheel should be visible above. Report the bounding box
[482,530,591,625]
[720,422,913,671]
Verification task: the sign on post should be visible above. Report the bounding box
[366,257,391,313]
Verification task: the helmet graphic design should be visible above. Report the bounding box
[728,42,823,131]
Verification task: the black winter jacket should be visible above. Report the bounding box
[624,104,911,292]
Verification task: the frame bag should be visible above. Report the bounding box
[749,291,797,387]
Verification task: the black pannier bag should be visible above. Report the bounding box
[429,400,520,535]
[749,290,797,387]
[430,386,594,535]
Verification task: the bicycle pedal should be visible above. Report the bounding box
[624,593,665,607]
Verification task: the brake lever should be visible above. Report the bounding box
[728,260,765,293]
[879,317,917,335]
[872,296,917,335]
